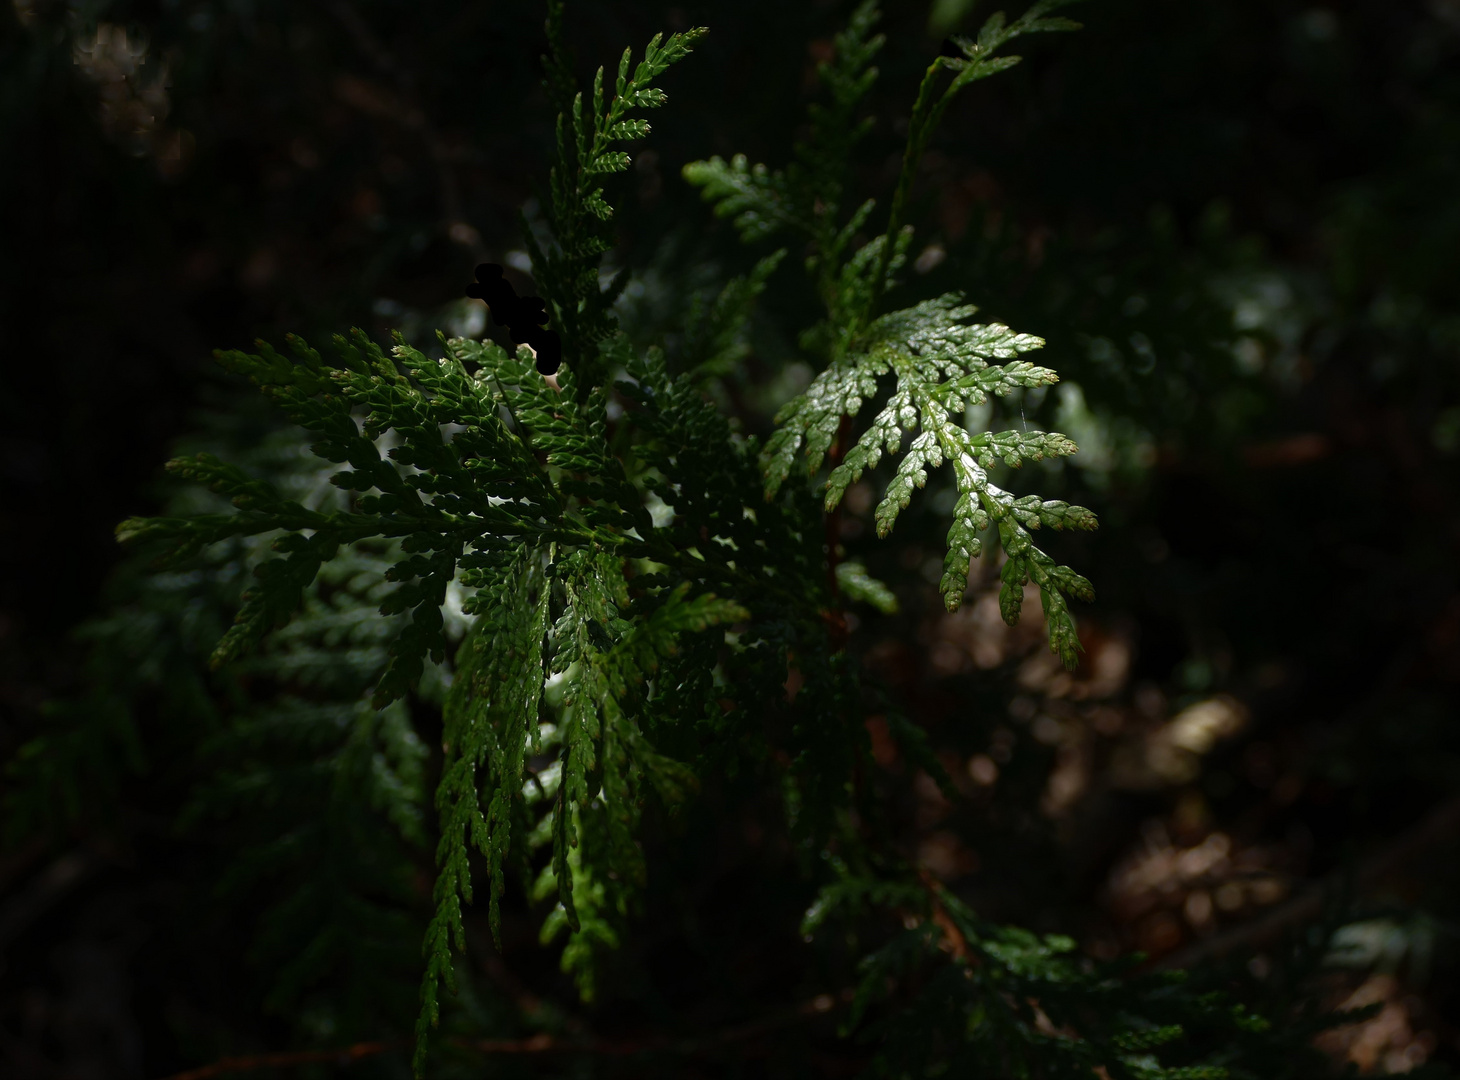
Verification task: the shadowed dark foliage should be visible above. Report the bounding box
[2,0,1458,1077]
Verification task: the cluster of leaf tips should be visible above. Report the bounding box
[684,0,1098,665]
[111,2,1336,1077]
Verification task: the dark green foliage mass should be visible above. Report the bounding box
[4,0,1459,1077]
[81,4,1371,1075]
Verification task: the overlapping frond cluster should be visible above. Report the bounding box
[686,2,1094,667]
[801,859,1323,1079]
[117,316,754,1073]
[682,1,891,326]
[183,539,431,1030]
[121,332,550,706]
[110,2,1112,1074]
[16,448,435,1043]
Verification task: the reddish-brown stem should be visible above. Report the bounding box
[153,991,856,1079]
[157,1042,393,1080]
[917,868,974,965]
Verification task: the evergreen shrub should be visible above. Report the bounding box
[13,2,1443,1077]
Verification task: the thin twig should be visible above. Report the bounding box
[157,1042,393,1080]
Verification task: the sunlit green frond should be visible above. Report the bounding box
[759,289,1096,664]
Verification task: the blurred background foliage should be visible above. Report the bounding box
[2,0,1458,1075]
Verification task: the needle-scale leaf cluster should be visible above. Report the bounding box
[686,0,1097,667]
[97,3,1373,1076]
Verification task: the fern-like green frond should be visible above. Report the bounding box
[803,859,1256,1078]
[533,560,745,995]
[682,1,1095,666]
[681,154,802,244]
[767,291,1096,666]
[683,0,885,315]
[414,551,548,1073]
[680,248,789,381]
[868,0,1082,311]
[530,20,707,391]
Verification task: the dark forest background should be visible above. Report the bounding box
[2,0,1459,1076]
